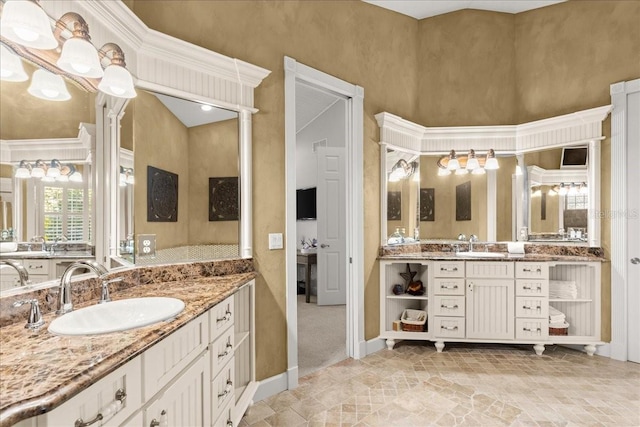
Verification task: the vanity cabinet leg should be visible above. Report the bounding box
[584,344,597,356]
[435,341,445,353]
[533,344,545,356]
[386,339,396,350]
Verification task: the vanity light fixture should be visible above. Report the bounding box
[389,159,417,182]
[484,149,499,170]
[0,1,137,99]
[14,160,32,178]
[455,167,469,175]
[45,159,61,178]
[437,167,451,176]
[14,159,83,182]
[437,148,499,174]
[0,44,28,81]
[119,166,134,186]
[447,150,459,171]
[27,68,71,101]
[568,182,578,196]
[558,183,568,196]
[579,182,588,195]
[465,149,480,171]
[31,159,47,178]
[0,0,57,50]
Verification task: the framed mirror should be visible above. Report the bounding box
[116,90,241,265]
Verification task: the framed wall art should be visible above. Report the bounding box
[147,166,178,222]
[209,177,239,221]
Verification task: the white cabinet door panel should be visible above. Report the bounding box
[466,279,514,340]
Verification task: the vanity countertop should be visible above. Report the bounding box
[379,252,606,262]
[0,271,257,426]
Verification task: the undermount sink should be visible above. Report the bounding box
[456,252,506,258]
[48,297,185,336]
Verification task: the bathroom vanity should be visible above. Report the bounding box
[0,259,257,427]
[379,245,604,355]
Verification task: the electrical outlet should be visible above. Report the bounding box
[268,233,283,250]
[137,234,156,257]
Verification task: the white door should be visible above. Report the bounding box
[466,279,515,339]
[627,86,640,363]
[316,146,346,305]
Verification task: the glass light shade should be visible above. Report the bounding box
[466,157,479,170]
[119,173,127,186]
[69,171,83,182]
[548,188,557,196]
[447,150,459,170]
[484,149,499,170]
[472,167,486,175]
[57,37,104,78]
[568,183,578,196]
[98,64,136,98]
[126,174,134,185]
[0,45,28,82]
[41,175,55,182]
[15,162,31,178]
[31,160,46,178]
[0,0,57,50]
[455,168,469,175]
[46,161,60,177]
[56,174,69,182]
[437,168,451,176]
[558,184,568,196]
[579,183,588,195]
[28,69,71,101]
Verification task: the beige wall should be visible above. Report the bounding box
[128,0,639,379]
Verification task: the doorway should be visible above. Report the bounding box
[284,57,364,388]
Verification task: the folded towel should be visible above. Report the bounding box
[508,242,525,254]
[549,280,578,299]
[549,306,566,323]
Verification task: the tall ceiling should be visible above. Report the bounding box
[363,0,566,19]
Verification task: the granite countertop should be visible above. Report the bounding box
[379,251,606,262]
[0,271,256,426]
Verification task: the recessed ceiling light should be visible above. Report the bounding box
[200,104,213,112]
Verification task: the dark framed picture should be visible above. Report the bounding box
[387,191,401,221]
[420,188,435,221]
[147,166,178,222]
[456,181,471,221]
[209,177,239,221]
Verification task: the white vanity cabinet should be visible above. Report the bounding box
[380,259,602,356]
[379,261,430,350]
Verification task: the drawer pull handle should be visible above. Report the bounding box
[218,342,233,359]
[441,304,459,309]
[227,421,234,427]
[216,309,232,323]
[75,388,126,427]
[441,325,458,331]
[522,285,542,291]
[522,267,542,273]
[440,267,458,272]
[522,327,542,333]
[441,285,459,290]
[522,305,542,311]
[150,410,167,427]
[218,379,233,398]
[29,265,43,269]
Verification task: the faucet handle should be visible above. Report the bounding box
[13,299,45,329]
[469,234,478,242]
[100,277,123,304]
[457,234,467,241]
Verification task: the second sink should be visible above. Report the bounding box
[48,297,185,336]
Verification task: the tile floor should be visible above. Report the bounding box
[240,342,640,426]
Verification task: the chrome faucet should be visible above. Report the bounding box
[469,235,479,252]
[57,260,110,315]
[0,260,30,287]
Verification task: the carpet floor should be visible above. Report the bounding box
[297,294,347,378]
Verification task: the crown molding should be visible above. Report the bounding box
[376,105,612,155]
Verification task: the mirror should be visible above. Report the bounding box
[383,148,420,244]
[116,90,240,265]
[523,147,590,242]
[0,60,96,292]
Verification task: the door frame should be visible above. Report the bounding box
[284,57,364,389]
[609,78,640,361]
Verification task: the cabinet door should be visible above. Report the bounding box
[145,351,210,427]
[466,279,514,340]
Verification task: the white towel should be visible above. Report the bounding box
[549,306,566,323]
[549,280,578,299]
[508,242,525,254]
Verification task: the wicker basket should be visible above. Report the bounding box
[401,309,427,332]
[549,322,569,336]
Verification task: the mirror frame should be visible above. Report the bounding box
[376,106,611,247]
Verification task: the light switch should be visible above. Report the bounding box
[268,233,283,250]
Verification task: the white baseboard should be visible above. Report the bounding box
[253,372,288,402]
[366,337,385,355]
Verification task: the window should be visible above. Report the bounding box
[40,183,91,242]
[565,194,588,210]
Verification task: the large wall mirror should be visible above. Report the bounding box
[116,90,241,264]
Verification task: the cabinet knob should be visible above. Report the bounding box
[150,410,167,427]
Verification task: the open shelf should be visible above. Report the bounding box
[386,295,428,300]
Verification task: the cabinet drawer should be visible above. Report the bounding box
[515,318,549,340]
[210,295,235,342]
[466,261,514,278]
[516,297,549,319]
[516,279,548,297]
[433,278,465,295]
[433,316,465,338]
[211,326,235,379]
[212,359,235,411]
[143,312,209,400]
[515,262,549,279]
[434,295,465,316]
[23,259,50,274]
[213,397,233,427]
[40,356,142,426]
[432,261,464,278]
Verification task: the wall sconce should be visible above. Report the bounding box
[437,148,499,174]
[389,159,417,182]
[0,0,136,99]
[119,166,134,186]
[14,159,83,182]
[550,182,587,197]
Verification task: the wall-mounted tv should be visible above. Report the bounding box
[296,187,316,220]
[561,146,588,169]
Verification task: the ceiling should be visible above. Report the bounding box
[363,0,566,19]
[152,92,238,128]
[295,82,343,133]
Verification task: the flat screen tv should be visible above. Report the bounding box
[561,146,588,169]
[296,187,316,220]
